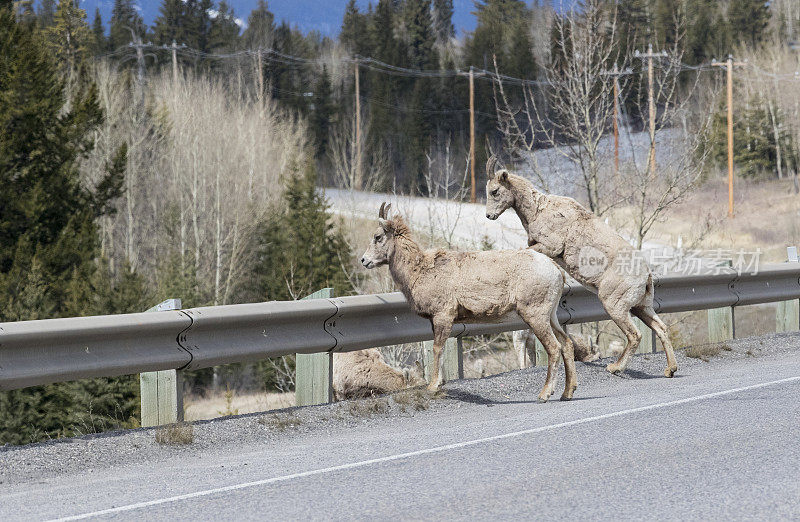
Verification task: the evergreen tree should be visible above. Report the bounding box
[253,164,352,301]
[311,64,336,158]
[36,0,55,28]
[241,0,275,49]
[340,0,371,55]
[109,0,145,50]
[153,0,186,46]
[404,0,434,69]
[432,0,455,44]
[728,0,770,49]
[0,3,129,445]
[614,0,649,53]
[44,0,92,82]
[209,0,240,52]
[91,8,107,56]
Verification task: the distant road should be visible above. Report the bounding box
[3,334,799,520]
[325,187,668,252]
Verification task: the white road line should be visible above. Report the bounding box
[52,375,800,521]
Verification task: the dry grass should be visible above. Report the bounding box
[155,423,194,445]
[346,397,390,416]
[685,343,732,362]
[610,177,800,263]
[392,388,431,412]
[184,392,294,421]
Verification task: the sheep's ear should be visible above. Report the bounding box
[402,368,411,382]
[414,360,424,374]
[497,169,509,183]
[378,202,387,219]
[378,218,393,232]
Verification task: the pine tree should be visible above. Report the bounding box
[109,0,145,50]
[241,0,275,49]
[685,0,728,64]
[311,64,336,158]
[253,164,352,301]
[432,0,455,44]
[340,0,371,55]
[44,0,92,85]
[728,0,770,49]
[0,3,130,445]
[153,0,186,46]
[91,8,107,56]
[36,0,55,28]
[209,0,240,52]
[615,0,649,54]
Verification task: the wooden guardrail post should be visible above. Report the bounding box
[708,307,734,343]
[140,298,183,427]
[295,288,334,406]
[423,336,463,381]
[633,317,656,354]
[777,247,799,333]
[708,261,735,344]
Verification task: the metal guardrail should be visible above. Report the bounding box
[1,264,799,391]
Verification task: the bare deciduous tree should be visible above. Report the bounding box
[493,0,623,214]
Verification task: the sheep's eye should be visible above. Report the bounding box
[374,234,381,242]
[490,189,499,197]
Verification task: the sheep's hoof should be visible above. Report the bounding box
[606,363,622,374]
[537,396,549,403]
[559,393,572,401]
[665,366,677,378]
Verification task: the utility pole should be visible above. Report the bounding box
[171,40,179,86]
[613,64,620,176]
[600,64,632,178]
[712,56,746,218]
[354,57,362,190]
[635,44,667,180]
[469,65,476,203]
[129,33,146,109]
[256,48,264,103]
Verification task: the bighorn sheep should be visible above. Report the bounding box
[361,203,577,401]
[484,161,678,378]
[333,349,425,400]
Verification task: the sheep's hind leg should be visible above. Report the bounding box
[632,305,678,377]
[604,308,642,375]
[519,308,562,402]
[427,316,453,392]
[551,314,577,400]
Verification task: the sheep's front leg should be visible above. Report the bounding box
[529,240,563,259]
[428,316,454,392]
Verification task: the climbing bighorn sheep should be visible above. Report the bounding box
[484,161,678,378]
[333,349,425,400]
[361,203,577,401]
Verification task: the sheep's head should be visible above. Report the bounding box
[361,202,396,269]
[485,161,514,220]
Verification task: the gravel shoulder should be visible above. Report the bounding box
[2,332,798,487]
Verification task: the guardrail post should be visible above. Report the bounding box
[423,337,462,381]
[633,317,656,354]
[295,288,334,406]
[777,247,799,333]
[140,298,183,427]
[708,306,735,343]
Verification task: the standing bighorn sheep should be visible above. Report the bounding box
[484,163,678,378]
[361,203,577,401]
[333,349,425,400]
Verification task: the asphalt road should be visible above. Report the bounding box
[2,335,800,520]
